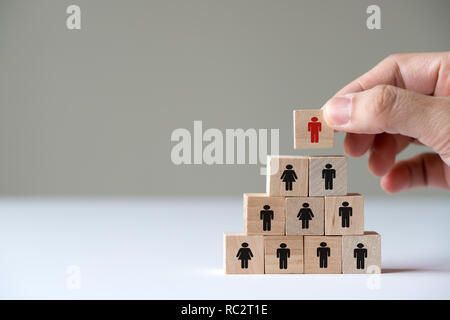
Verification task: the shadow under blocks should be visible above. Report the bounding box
[224,109,381,274]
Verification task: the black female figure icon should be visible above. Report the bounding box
[236,242,254,269]
[297,202,314,229]
[280,164,298,191]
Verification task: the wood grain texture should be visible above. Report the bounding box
[304,236,342,274]
[342,232,381,274]
[286,197,324,236]
[264,236,304,274]
[308,156,347,196]
[325,194,364,235]
[294,109,334,149]
[224,233,264,274]
[244,193,286,235]
[267,155,308,197]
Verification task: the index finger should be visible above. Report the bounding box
[335,52,450,97]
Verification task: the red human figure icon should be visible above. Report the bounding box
[308,117,322,143]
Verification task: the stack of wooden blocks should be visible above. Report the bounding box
[224,109,381,274]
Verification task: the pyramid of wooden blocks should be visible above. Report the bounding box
[224,109,381,274]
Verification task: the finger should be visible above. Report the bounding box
[322,86,450,164]
[368,133,397,177]
[335,52,450,97]
[392,134,413,154]
[344,133,411,158]
[343,133,375,157]
[381,153,450,193]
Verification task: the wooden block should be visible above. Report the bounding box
[325,193,364,235]
[264,236,304,274]
[342,232,381,274]
[308,156,347,196]
[304,236,342,274]
[293,109,334,149]
[244,193,285,235]
[224,233,264,274]
[266,155,308,197]
[286,197,324,235]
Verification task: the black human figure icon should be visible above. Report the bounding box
[322,163,336,190]
[280,164,298,191]
[317,242,330,268]
[297,202,314,229]
[260,205,274,231]
[277,243,291,269]
[236,242,253,269]
[339,201,352,228]
[354,243,368,270]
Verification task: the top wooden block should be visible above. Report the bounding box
[294,109,334,149]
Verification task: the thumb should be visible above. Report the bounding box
[322,84,450,164]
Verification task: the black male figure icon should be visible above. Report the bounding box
[297,202,314,229]
[260,205,274,231]
[317,242,330,268]
[339,201,353,228]
[322,163,336,190]
[236,242,253,269]
[277,243,291,269]
[354,243,368,269]
[280,164,298,191]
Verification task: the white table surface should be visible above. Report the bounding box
[0,196,449,299]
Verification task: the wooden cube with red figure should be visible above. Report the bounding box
[294,109,334,149]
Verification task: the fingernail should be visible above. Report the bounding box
[323,94,353,127]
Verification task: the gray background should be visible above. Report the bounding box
[0,0,449,197]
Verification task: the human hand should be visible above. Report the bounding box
[322,52,450,193]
